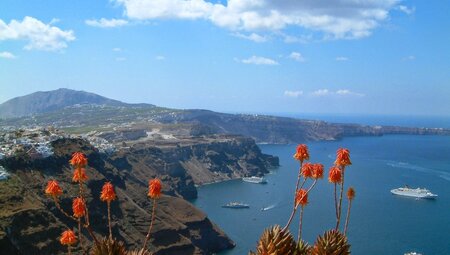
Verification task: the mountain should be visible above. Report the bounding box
[0,88,153,118]
[1,88,449,143]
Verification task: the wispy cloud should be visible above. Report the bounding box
[336,56,349,61]
[311,89,331,96]
[0,16,75,51]
[336,89,365,97]
[403,55,415,61]
[155,55,165,61]
[396,5,415,15]
[232,32,268,43]
[0,51,16,59]
[241,56,279,65]
[284,90,303,98]
[112,47,122,52]
[311,89,364,97]
[115,57,126,62]
[115,0,399,40]
[288,52,305,62]
[85,18,128,28]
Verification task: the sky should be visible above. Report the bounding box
[0,0,449,116]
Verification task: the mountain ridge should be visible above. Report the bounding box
[0,88,154,118]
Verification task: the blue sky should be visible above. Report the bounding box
[1,0,449,116]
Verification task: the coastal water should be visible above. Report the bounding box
[191,135,450,255]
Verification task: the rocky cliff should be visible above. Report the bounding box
[0,135,277,254]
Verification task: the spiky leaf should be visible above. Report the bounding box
[311,229,350,255]
[296,239,311,255]
[249,225,297,255]
[127,248,152,255]
[91,237,127,255]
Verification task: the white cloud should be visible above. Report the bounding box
[288,52,305,62]
[311,89,364,97]
[85,18,128,28]
[396,5,415,15]
[0,51,16,59]
[112,47,122,52]
[115,0,400,39]
[115,57,126,61]
[311,89,330,96]
[241,55,279,65]
[336,56,349,61]
[232,32,268,42]
[155,55,165,60]
[403,55,415,61]
[336,89,365,97]
[0,16,75,51]
[284,90,303,98]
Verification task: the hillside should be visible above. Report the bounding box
[0,135,277,254]
[0,88,154,118]
[1,88,449,144]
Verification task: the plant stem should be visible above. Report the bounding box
[293,161,304,207]
[68,245,72,255]
[283,206,298,232]
[142,198,157,251]
[344,200,352,235]
[53,196,76,221]
[334,183,339,221]
[297,206,304,243]
[78,218,84,253]
[107,201,112,240]
[336,166,346,230]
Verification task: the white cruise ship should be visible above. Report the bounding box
[222,202,250,209]
[391,186,437,199]
[242,176,267,184]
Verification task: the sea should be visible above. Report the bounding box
[191,115,450,255]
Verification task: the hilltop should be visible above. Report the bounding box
[0,88,154,118]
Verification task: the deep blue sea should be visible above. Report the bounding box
[192,134,450,254]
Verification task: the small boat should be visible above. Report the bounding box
[242,176,267,184]
[391,186,437,199]
[222,202,250,209]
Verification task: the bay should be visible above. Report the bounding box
[192,135,450,255]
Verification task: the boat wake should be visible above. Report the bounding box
[261,204,276,211]
[387,161,450,182]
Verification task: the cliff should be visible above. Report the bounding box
[0,135,277,254]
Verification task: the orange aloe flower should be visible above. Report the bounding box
[69,152,88,168]
[60,229,77,246]
[72,197,86,218]
[295,189,308,207]
[45,180,63,197]
[328,166,342,183]
[301,162,314,178]
[148,179,162,199]
[347,187,356,200]
[335,148,351,167]
[100,182,116,202]
[293,144,309,162]
[72,168,88,183]
[312,163,324,179]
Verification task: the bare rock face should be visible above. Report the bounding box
[0,136,277,254]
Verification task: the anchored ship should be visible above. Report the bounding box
[222,202,250,209]
[391,186,437,199]
[242,176,267,184]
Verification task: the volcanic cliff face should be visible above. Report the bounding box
[0,136,277,254]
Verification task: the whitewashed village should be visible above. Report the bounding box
[0,126,116,180]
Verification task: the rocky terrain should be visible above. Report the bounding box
[0,136,277,254]
[1,89,449,144]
